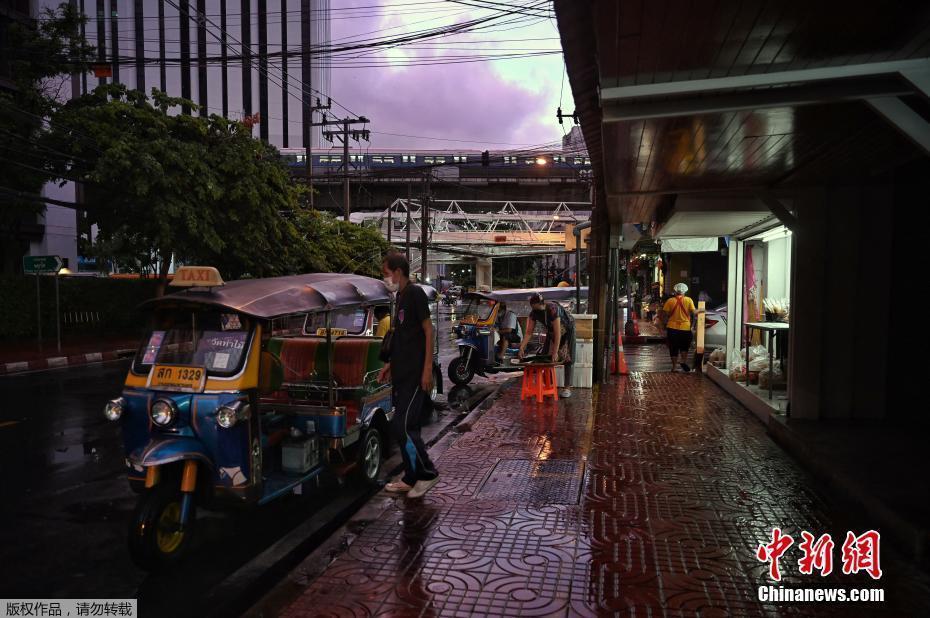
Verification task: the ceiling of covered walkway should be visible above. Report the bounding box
[555,0,930,232]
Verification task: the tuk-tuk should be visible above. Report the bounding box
[447,286,588,385]
[103,267,439,569]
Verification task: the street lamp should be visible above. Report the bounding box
[55,267,73,354]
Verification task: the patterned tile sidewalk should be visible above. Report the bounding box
[279,374,930,617]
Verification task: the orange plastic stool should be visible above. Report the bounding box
[521,364,559,403]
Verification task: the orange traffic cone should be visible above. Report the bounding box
[611,329,630,375]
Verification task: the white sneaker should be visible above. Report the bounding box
[407,476,440,499]
[559,388,572,398]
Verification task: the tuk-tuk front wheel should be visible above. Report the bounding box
[355,427,383,484]
[448,356,474,386]
[127,485,196,571]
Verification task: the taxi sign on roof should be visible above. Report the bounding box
[170,266,225,287]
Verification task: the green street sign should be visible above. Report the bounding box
[23,255,63,274]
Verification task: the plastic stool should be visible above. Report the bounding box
[521,364,559,403]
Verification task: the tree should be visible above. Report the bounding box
[0,3,94,272]
[290,209,390,278]
[45,85,310,287]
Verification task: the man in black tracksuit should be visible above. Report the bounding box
[378,253,439,499]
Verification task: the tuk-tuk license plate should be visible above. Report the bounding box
[148,365,207,392]
[316,328,348,337]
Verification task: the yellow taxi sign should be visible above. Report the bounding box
[171,266,225,287]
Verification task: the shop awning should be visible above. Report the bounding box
[655,196,777,240]
[659,238,719,253]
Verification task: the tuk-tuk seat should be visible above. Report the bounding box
[261,336,384,403]
[284,337,324,382]
[331,338,381,387]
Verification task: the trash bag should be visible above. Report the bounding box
[729,366,746,381]
[728,348,744,368]
[749,356,771,372]
[709,349,727,363]
[749,345,769,361]
[759,363,784,389]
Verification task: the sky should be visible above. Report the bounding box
[323,0,569,151]
[39,0,570,152]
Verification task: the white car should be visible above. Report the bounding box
[703,304,728,349]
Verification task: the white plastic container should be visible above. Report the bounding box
[571,314,597,340]
[572,362,594,388]
[282,436,318,473]
[574,339,594,365]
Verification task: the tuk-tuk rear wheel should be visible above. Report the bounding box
[127,485,196,571]
[448,356,474,386]
[355,427,383,484]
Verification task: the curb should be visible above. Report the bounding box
[454,380,509,433]
[0,348,136,375]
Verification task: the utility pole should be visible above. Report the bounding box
[305,97,331,209]
[421,170,430,283]
[342,119,350,221]
[406,182,412,263]
[320,115,370,221]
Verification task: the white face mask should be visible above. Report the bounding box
[383,275,399,292]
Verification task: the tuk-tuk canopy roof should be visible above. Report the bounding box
[147,273,392,319]
[420,284,438,301]
[465,286,589,303]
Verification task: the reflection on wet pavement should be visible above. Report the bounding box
[279,373,930,617]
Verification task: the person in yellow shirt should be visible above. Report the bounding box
[374,305,391,338]
[662,282,699,372]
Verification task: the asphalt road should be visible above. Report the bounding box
[0,306,498,614]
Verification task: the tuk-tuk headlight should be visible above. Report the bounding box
[150,399,177,427]
[216,401,250,429]
[104,397,126,421]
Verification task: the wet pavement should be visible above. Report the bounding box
[624,341,676,373]
[275,370,930,616]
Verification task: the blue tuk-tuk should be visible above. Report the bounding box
[447,286,588,385]
[103,267,437,569]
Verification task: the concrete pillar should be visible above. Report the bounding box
[725,240,744,369]
[789,190,828,420]
[789,185,893,420]
[476,258,492,291]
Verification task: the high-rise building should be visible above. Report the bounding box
[75,0,331,148]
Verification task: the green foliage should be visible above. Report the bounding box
[290,209,390,278]
[45,85,310,280]
[3,6,389,283]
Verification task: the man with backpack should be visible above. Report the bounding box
[661,282,699,372]
[518,293,575,398]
